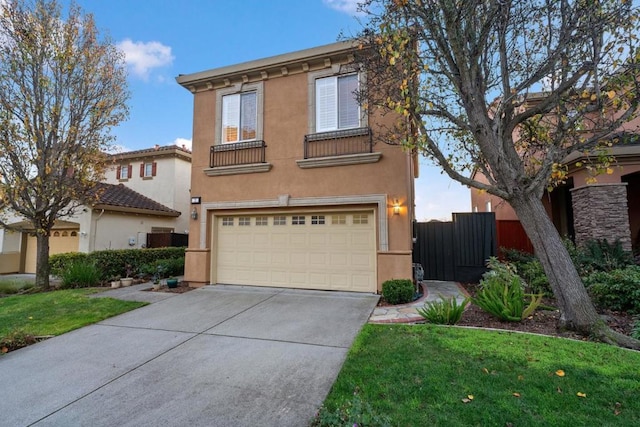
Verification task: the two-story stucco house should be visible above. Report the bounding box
[0,144,191,274]
[177,41,418,293]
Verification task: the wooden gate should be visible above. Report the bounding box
[413,213,497,283]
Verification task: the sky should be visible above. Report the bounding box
[64,0,471,221]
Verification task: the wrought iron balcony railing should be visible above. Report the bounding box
[303,127,373,159]
[210,140,267,168]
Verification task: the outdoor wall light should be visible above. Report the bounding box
[393,199,401,215]
[191,208,198,220]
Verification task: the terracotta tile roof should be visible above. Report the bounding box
[92,183,181,217]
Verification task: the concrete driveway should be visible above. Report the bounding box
[0,285,378,427]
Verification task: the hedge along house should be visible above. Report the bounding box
[177,41,418,293]
[0,145,190,274]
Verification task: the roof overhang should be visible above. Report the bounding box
[176,40,360,93]
[93,204,181,218]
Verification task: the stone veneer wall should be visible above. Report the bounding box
[570,183,632,252]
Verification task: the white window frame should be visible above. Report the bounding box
[308,66,367,134]
[143,162,153,177]
[215,82,264,145]
[120,165,129,180]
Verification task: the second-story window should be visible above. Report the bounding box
[141,162,156,178]
[315,74,359,132]
[117,164,131,180]
[222,92,257,143]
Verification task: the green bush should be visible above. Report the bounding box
[60,260,101,289]
[50,252,89,277]
[311,393,391,427]
[50,247,186,281]
[583,265,640,314]
[574,239,634,274]
[382,279,415,305]
[632,317,640,340]
[139,257,185,279]
[473,257,543,322]
[417,296,469,325]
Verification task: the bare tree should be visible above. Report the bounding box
[357,0,640,348]
[0,0,129,288]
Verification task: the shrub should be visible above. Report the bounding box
[50,247,186,281]
[50,252,89,277]
[574,239,634,274]
[139,257,185,279]
[473,257,543,322]
[0,329,37,353]
[60,260,101,289]
[632,317,640,340]
[517,259,552,296]
[382,279,415,305]
[417,296,469,325]
[311,393,391,427]
[583,265,640,314]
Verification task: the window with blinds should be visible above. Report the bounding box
[315,74,360,132]
[222,92,257,143]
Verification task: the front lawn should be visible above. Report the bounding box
[0,289,146,353]
[316,324,640,426]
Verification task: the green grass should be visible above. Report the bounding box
[319,324,640,426]
[0,289,146,342]
[0,279,35,295]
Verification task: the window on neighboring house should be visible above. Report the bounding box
[141,162,156,178]
[222,92,257,143]
[315,74,360,132]
[117,164,131,180]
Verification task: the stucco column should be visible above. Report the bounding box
[570,183,632,251]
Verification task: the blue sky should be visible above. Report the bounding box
[66,0,470,221]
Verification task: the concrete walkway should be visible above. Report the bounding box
[369,280,469,323]
[0,285,379,427]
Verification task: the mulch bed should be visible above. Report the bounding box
[141,282,195,294]
[456,283,635,340]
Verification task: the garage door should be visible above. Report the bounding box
[215,211,376,292]
[24,230,80,273]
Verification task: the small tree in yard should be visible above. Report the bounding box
[357,0,640,348]
[0,0,129,289]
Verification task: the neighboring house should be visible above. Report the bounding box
[176,41,418,293]
[471,111,640,254]
[0,145,191,274]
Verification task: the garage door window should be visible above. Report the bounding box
[332,214,346,225]
[239,217,251,226]
[353,214,368,224]
[311,215,325,225]
[222,217,234,226]
[292,215,306,225]
[274,216,286,226]
[256,216,268,226]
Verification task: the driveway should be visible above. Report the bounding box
[0,285,378,427]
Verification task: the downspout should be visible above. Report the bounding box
[91,209,105,252]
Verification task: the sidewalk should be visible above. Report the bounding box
[369,280,469,323]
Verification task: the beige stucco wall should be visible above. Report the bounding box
[92,211,183,251]
[185,65,415,291]
[105,155,191,233]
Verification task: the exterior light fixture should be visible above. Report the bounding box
[191,208,198,220]
[393,199,400,215]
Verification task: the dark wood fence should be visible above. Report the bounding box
[496,220,534,256]
[146,233,188,249]
[413,213,497,283]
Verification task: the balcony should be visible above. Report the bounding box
[205,140,271,176]
[298,127,381,169]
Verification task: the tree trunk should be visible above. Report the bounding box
[35,232,51,290]
[510,193,640,350]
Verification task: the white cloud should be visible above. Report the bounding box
[173,137,192,151]
[323,0,363,15]
[117,39,174,80]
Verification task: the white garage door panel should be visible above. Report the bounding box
[215,212,376,292]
